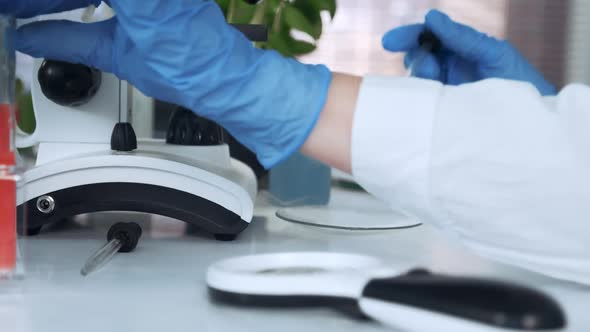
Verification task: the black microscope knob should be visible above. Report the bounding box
[406,268,432,276]
[111,122,138,152]
[38,60,102,107]
[166,107,226,146]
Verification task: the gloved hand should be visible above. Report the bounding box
[2,0,332,168]
[382,9,556,96]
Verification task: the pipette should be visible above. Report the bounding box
[81,222,143,277]
[408,30,443,77]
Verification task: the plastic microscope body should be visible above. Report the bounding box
[16,59,257,240]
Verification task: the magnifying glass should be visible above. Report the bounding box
[207,253,566,331]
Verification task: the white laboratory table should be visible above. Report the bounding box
[1,188,589,332]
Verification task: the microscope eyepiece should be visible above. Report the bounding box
[38,60,102,107]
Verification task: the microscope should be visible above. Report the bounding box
[15,16,267,241]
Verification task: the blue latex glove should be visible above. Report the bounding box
[3,0,332,168]
[382,9,556,96]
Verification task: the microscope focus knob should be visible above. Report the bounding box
[166,108,225,146]
[38,60,102,107]
[111,122,138,152]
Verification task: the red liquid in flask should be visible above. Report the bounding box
[0,104,16,271]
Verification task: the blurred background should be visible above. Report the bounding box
[13,0,590,180]
[298,0,589,88]
[15,0,590,130]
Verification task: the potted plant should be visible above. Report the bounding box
[217,0,336,57]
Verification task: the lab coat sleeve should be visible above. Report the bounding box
[352,76,590,285]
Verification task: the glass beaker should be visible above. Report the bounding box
[0,14,24,280]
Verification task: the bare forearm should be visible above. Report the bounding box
[301,73,362,173]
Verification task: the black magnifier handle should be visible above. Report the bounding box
[360,272,566,331]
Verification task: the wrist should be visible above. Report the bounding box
[302,73,361,173]
[201,49,333,170]
[253,56,333,168]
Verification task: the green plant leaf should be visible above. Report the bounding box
[267,33,294,57]
[282,4,319,39]
[268,23,318,57]
[15,80,35,134]
[216,0,337,57]
[221,0,257,23]
[235,0,258,23]
[292,0,323,39]
[215,0,230,14]
[288,40,317,55]
[316,0,337,19]
[265,0,282,13]
[264,0,281,25]
[294,0,337,20]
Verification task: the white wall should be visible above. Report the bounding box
[299,0,507,76]
[566,0,590,84]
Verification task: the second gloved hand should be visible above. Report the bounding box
[382,10,556,96]
[8,0,332,168]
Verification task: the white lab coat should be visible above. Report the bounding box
[352,76,590,285]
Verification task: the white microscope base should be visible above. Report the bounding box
[18,141,257,240]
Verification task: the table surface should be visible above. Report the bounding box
[1,188,588,332]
